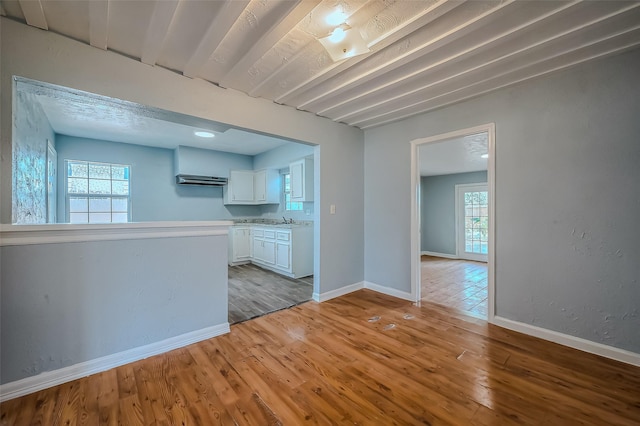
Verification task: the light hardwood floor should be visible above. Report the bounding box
[228,263,313,324]
[422,255,488,318]
[2,289,639,425]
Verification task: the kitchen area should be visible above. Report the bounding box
[222,158,316,323]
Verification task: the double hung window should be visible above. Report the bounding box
[66,160,131,223]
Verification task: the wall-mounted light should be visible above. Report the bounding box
[194,131,215,138]
[481,154,489,159]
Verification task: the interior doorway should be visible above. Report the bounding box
[410,124,495,321]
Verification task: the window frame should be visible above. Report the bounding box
[283,172,303,212]
[65,159,132,224]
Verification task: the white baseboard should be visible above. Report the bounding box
[493,316,640,367]
[364,281,415,302]
[313,281,364,302]
[0,323,230,402]
[421,251,458,259]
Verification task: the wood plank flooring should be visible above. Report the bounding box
[422,255,488,318]
[228,263,313,324]
[3,289,640,425]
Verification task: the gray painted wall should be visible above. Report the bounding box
[365,48,640,353]
[1,234,229,384]
[55,135,260,222]
[421,171,487,255]
[12,89,56,224]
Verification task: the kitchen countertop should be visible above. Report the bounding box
[232,219,313,228]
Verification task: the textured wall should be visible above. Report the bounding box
[421,171,487,255]
[1,233,229,384]
[12,89,55,224]
[365,48,640,353]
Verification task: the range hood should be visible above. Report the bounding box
[175,174,228,186]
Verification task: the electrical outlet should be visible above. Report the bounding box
[330,204,336,214]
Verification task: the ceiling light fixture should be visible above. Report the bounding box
[325,9,348,26]
[318,9,370,62]
[194,131,215,138]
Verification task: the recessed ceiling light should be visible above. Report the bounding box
[194,131,215,138]
[481,154,489,159]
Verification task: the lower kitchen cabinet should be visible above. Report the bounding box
[228,226,252,265]
[229,224,313,278]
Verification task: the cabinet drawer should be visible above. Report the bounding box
[264,230,276,240]
[276,232,290,241]
[253,229,264,237]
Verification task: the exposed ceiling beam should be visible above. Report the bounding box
[294,0,520,111]
[89,0,109,50]
[182,0,250,78]
[18,0,48,30]
[141,0,180,66]
[326,0,584,119]
[273,0,464,105]
[355,32,640,129]
[334,3,640,123]
[219,0,321,89]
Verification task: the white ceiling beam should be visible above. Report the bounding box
[327,1,584,119]
[182,0,251,78]
[89,0,109,50]
[141,0,180,66]
[293,0,521,111]
[18,0,48,30]
[273,0,464,104]
[354,32,640,129]
[219,0,321,89]
[331,1,640,122]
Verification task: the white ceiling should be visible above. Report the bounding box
[419,132,488,176]
[2,0,639,130]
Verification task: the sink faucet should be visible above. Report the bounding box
[282,216,292,224]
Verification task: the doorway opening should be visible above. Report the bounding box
[410,124,495,321]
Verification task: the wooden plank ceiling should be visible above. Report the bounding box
[2,0,640,129]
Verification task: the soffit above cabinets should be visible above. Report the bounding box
[3,0,640,129]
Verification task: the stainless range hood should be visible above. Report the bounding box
[175,174,228,186]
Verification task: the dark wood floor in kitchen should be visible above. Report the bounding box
[228,263,313,324]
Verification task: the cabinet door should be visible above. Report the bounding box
[230,170,254,202]
[290,161,304,201]
[253,237,264,262]
[262,240,276,265]
[275,242,291,271]
[234,229,251,261]
[254,170,267,202]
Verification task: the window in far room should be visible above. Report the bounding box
[283,173,303,211]
[66,160,131,223]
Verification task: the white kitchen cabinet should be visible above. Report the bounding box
[228,226,252,265]
[223,170,254,204]
[290,158,313,202]
[224,169,280,205]
[248,225,313,278]
[254,169,280,204]
[252,227,276,266]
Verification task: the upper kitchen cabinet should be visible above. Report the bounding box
[224,169,280,205]
[224,170,254,204]
[254,169,280,204]
[290,158,314,202]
